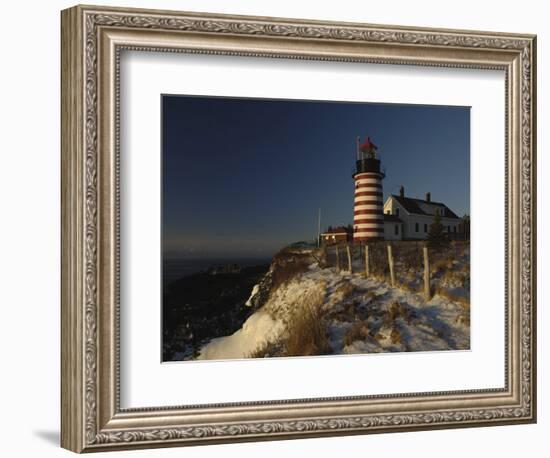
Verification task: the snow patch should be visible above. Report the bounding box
[245,283,260,307]
[197,311,284,360]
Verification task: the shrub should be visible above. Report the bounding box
[427,213,445,247]
[390,327,402,345]
[384,301,415,326]
[343,321,370,347]
[387,301,402,322]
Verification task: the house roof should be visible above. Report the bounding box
[383,214,403,223]
[322,226,350,234]
[391,195,460,219]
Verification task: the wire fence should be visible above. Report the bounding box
[321,240,470,299]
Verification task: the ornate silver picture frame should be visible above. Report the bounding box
[61,4,536,453]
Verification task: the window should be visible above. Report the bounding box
[453,226,457,233]
[415,222,419,232]
[394,225,398,235]
[395,208,399,217]
[424,223,428,232]
[447,226,450,233]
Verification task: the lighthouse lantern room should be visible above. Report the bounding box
[353,136,385,242]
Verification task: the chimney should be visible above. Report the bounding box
[399,186,405,198]
[425,192,431,203]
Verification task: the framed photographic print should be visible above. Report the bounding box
[61,4,537,453]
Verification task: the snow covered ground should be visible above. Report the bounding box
[197,247,470,360]
[197,310,284,360]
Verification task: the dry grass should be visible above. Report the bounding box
[311,247,329,268]
[326,281,357,308]
[384,301,416,326]
[434,286,470,307]
[441,269,469,288]
[386,301,402,323]
[455,313,470,327]
[394,243,423,271]
[456,297,470,326]
[397,280,419,294]
[343,321,370,346]
[335,281,357,299]
[247,340,281,359]
[363,291,379,303]
[390,327,402,345]
[329,300,365,323]
[450,241,469,258]
[282,285,331,357]
[270,248,312,291]
[368,243,389,277]
[431,256,454,274]
[283,306,331,356]
[374,331,386,342]
[370,301,409,345]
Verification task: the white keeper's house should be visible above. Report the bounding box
[382,186,460,241]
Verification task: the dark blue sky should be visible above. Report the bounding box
[162,95,470,259]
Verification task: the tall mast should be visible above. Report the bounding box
[317,207,321,247]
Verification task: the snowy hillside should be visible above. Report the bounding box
[197,246,470,360]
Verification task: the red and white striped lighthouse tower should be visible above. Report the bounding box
[353,136,385,242]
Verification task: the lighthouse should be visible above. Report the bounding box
[353,136,385,242]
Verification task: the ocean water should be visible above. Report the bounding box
[163,257,271,286]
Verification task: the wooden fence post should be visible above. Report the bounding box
[346,244,353,273]
[335,245,340,272]
[318,244,326,268]
[364,243,369,277]
[423,244,431,300]
[387,244,395,287]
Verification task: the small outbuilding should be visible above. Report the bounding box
[320,226,351,245]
